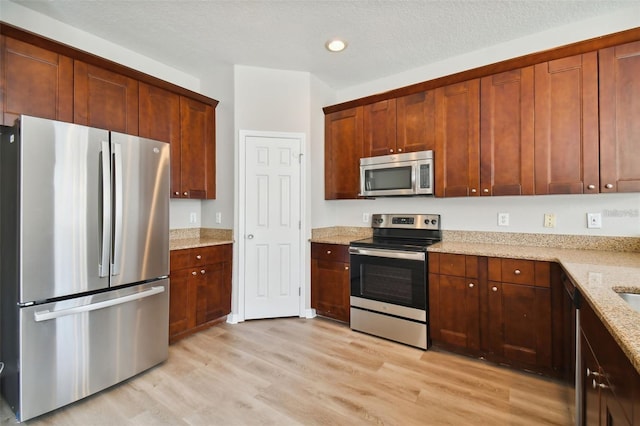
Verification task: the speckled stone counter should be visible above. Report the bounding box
[310,226,372,245]
[429,238,640,375]
[170,228,234,250]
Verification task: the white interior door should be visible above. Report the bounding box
[243,133,302,319]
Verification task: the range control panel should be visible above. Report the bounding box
[371,214,440,230]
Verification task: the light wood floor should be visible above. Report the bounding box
[2,317,574,425]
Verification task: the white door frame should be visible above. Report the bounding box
[232,130,308,323]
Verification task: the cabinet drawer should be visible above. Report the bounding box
[170,244,232,271]
[488,258,550,287]
[170,249,192,270]
[311,243,349,262]
[434,253,478,278]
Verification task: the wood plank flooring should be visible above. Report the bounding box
[1,317,574,425]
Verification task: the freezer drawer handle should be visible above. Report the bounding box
[33,286,166,322]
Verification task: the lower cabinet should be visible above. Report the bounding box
[169,244,232,343]
[429,253,563,376]
[311,243,350,323]
[581,297,639,426]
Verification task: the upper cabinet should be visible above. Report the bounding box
[1,36,73,125]
[324,107,363,199]
[599,40,640,193]
[480,67,535,196]
[1,25,218,200]
[139,84,216,199]
[363,91,436,158]
[434,79,480,197]
[74,61,139,135]
[534,53,599,195]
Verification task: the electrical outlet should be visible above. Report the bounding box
[362,213,370,223]
[498,212,509,226]
[587,213,602,229]
[543,213,556,228]
[215,212,222,224]
[189,212,197,224]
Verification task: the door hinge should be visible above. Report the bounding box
[299,220,301,230]
[299,287,301,296]
[298,153,303,164]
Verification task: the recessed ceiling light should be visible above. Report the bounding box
[325,39,347,52]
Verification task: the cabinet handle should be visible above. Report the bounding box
[492,286,498,292]
[605,183,613,189]
[183,191,188,196]
[468,283,474,288]
[471,188,477,193]
[196,255,202,260]
[483,188,489,193]
[587,184,595,190]
[327,250,331,254]
[192,271,197,276]
[514,269,521,275]
[201,269,206,275]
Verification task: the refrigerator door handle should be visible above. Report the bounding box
[33,286,166,322]
[112,142,123,276]
[99,141,111,277]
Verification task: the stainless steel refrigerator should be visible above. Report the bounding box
[0,115,170,422]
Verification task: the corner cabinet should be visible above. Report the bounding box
[580,297,639,425]
[311,243,350,323]
[324,107,363,199]
[139,84,216,199]
[169,244,232,343]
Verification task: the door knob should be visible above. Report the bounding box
[247,234,254,239]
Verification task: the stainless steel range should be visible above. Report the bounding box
[349,214,441,349]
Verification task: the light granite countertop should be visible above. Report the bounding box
[310,227,640,374]
[169,228,234,251]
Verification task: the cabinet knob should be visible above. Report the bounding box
[389,149,394,153]
[471,189,477,193]
[492,286,498,292]
[397,148,402,152]
[483,188,489,193]
[183,191,188,196]
[201,269,206,275]
[327,250,331,254]
[174,191,180,196]
[587,184,595,190]
[468,283,474,288]
[514,269,521,275]
[586,368,601,378]
[196,255,202,260]
[597,382,609,390]
[605,183,613,189]
[345,266,349,270]
[192,271,197,276]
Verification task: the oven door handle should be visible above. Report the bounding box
[349,247,425,261]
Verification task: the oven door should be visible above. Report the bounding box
[349,247,426,310]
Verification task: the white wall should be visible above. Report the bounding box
[309,6,640,238]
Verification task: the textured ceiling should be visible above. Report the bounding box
[9,0,639,89]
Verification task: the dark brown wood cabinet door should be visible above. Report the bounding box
[435,79,480,197]
[73,61,138,134]
[1,36,73,125]
[480,67,534,196]
[194,261,231,326]
[363,99,396,157]
[139,83,181,197]
[311,258,350,323]
[581,334,602,426]
[324,107,363,199]
[168,267,191,341]
[428,273,480,350]
[599,40,640,193]
[535,53,599,194]
[180,96,215,199]
[487,282,552,369]
[396,90,435,154]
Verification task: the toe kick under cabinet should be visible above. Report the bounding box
[169,244,232,343]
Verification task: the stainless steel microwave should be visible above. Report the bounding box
[359,150,434,197]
